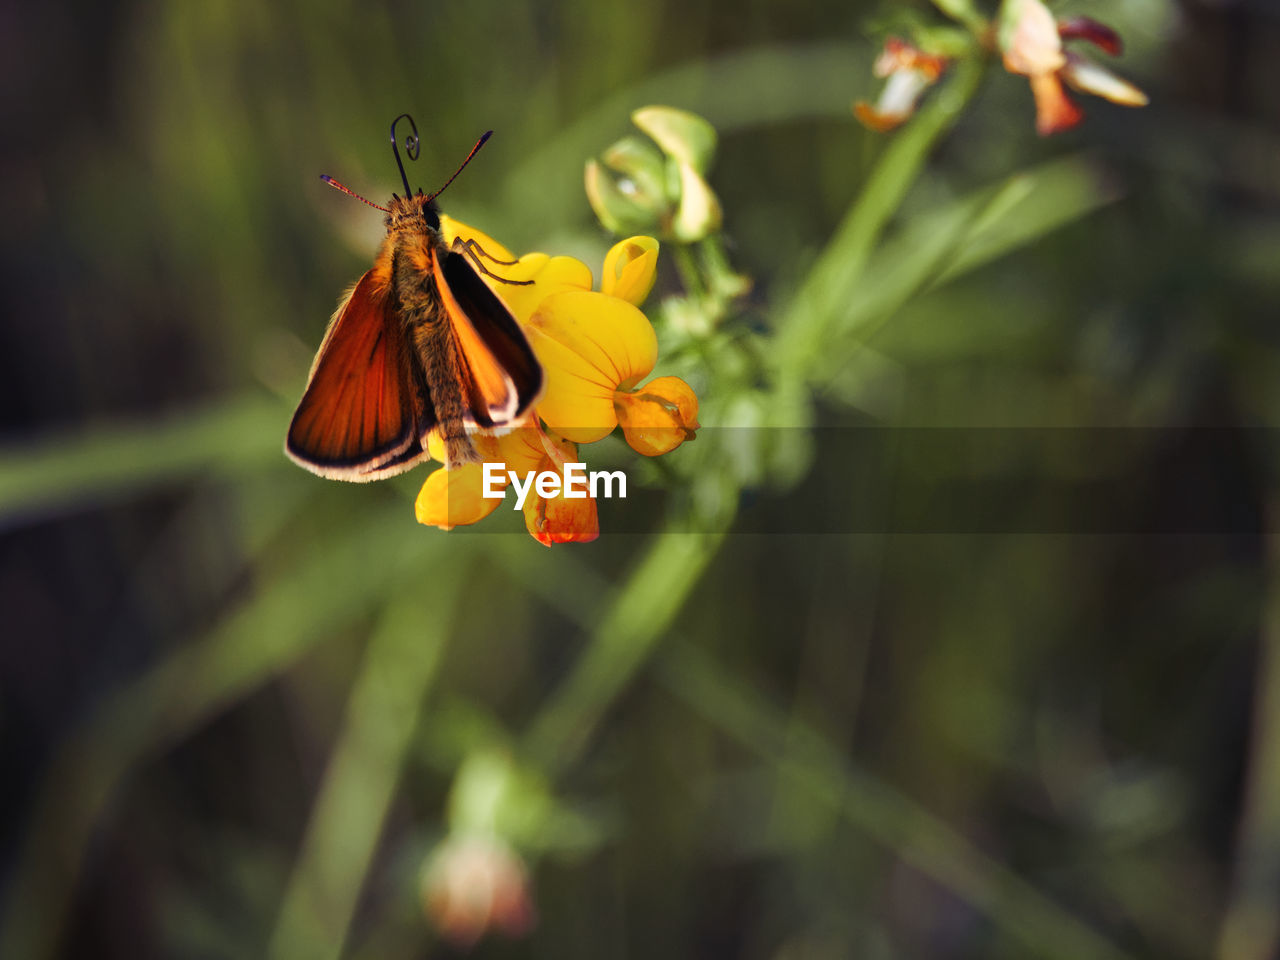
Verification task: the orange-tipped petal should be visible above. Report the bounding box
[601,236,659,306]
[525,290,658,443]
[1030,72,1084,135]
[876,38,948,81]
[854,101,907,133]
[1058,16,1123,56]
[523,482,599,546]
[415,463,504,531]
[855,69,934,132]
[614,376,699,456]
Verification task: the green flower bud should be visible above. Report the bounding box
[632,106,717,175]
[586,106,724,242]
[585,157,665,236]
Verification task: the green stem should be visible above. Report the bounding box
[930,0,990,36]
[774,55,985,386]
[521,528,725,776]
[671,242,707,302]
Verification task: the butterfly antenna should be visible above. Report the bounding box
[318,175,389,213]
[389,112,420,197]
[425,131,492,203]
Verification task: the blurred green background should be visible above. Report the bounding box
[3,0,1280,958]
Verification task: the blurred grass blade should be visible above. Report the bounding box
[0,507,446,960]
[268,582,459,960]
[0,393,286,528]
[931,153,1121,285]
[813,153,1121,384]
[659,644,1138,960]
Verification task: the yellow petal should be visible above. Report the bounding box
[525,290,658,443]
[601,236,659,306]
[672,162,722,242]
[491,425,552,477]
[615,376,699,456]
[415,463,504,531]
[426,429,448,463]
[484,253,592,323]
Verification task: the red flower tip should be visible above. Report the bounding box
[1058,16,1123,57]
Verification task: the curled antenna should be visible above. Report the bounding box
[390,113,420,197]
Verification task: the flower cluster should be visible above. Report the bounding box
[1000,0,1148,136]
[856,1,1147,137]
[415,220,699,545]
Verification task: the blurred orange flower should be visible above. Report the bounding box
[1001,0,1148,135]
[855,38,950,132]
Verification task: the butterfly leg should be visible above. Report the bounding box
[451,237,534,286]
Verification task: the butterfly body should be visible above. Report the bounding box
[286,189,543,480]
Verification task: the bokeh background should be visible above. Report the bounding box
[3,0,1280,958]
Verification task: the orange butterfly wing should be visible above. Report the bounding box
[286,268,433,480]
[433,247,543,430]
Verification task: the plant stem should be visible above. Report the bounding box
[521,528,725,776]
[671,242,707,302]
[774,55,985,389]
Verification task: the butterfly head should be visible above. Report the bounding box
[386,191,441,232]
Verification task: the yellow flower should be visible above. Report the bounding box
[523,238,698,453]
[1000,0,1148,136]
[443,223,696,454]
[415,220,696,543]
